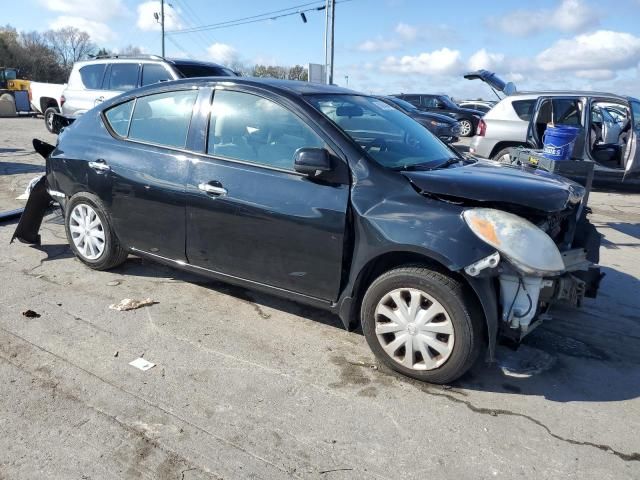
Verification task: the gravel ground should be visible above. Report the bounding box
[0,117,639,479]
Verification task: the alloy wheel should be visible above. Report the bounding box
[459,120,472,136]
[374,288,455,370]
[69,203,106,260]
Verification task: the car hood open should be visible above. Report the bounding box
[403,160,585,213]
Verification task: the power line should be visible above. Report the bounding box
[166,1,327,35]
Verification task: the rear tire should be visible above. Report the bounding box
[44,107,59,134]
[492,147,516,163]
[64,192,128,270]
[361,267,484,384]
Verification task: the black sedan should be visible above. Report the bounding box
[13,78,601,383]
[375,95,460,143]
[392,93,484,137]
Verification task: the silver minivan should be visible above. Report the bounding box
[61,55,237,117]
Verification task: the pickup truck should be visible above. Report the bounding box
[29,81,66,133]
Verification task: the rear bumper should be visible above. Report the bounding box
[10,176,53,245]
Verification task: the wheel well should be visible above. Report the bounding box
[40,97,59,113]
[489,141,527,159]
[346,252,483,328]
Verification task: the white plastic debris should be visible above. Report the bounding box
[109,298,155,311]
[129,358,155,371]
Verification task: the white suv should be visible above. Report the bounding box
[469,93,539,160]
[61,55,237,117]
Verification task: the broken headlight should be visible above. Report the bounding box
[462,208,565,276]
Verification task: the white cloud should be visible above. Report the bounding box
[395,23,418,42]
[356,38,400,53]
[381,48,463,76]
[40,0,126,20]
[467,49,505,71]
[575,69,616,81]
[49,16,114,43]
[536,30,640,72]
[490,0,598,36]
[136,1,183,31]
[206,43,238,64]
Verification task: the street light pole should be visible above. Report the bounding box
[161,0,165,57]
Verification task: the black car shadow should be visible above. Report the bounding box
[0,161,44,176]
[112,257,344,329]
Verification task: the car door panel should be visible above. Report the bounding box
[624,100,640,176]
[185,88,349,301]
[187,160,348,300]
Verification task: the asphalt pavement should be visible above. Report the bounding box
[1,118,639,479]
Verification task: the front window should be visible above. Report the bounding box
[307,94,458,170]
[207,90,324,170]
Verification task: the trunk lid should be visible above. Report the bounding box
[464,69,517,96]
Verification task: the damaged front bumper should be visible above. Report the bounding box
[465,221,602,345]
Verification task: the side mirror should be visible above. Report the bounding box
[294,148,331,176]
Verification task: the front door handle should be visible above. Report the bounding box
[88,159,110,172]
[198,182,227,196]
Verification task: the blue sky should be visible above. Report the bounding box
[8,0,640,99]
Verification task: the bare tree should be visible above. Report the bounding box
[44,27,95,73]
[117,45,143,56]
[287,65,308,81]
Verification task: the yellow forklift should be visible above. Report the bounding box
[0,67,31,116]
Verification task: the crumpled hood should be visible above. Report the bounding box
[403,160,585,213]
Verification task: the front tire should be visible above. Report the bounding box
[458,118,474,137]
[65,192,128,270]
[361,267,483,384]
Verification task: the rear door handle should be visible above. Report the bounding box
[88,159,110,172]
[198,182,227,196]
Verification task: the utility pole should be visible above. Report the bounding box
[323,0,335,84]
[161,0,165,57]
[329,0,336,85]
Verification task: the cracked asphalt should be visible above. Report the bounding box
[1,117,639,479]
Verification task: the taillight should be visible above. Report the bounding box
[60,95,65,107]
[477,119,487,136]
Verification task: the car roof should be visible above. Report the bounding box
[130,76,358,97]
[73,56,228,69]
[512,90,637,102]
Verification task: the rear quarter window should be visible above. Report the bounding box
[79,64,106,90]
[511,99,535,121]
[104,100,134,137]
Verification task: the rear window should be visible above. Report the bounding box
[512,99,535,121]
[173,64,236,78]
[79,64,106,90]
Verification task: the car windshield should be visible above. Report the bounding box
[173,63,237,78]
[306,94,458,170]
